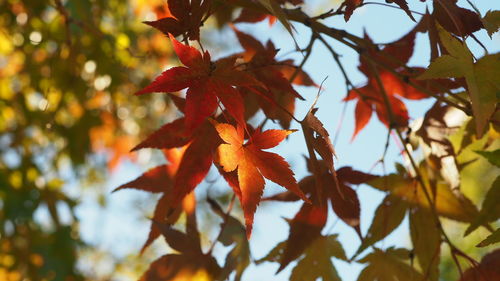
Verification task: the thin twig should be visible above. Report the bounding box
[283,8,472,114]
[361,2,425,16]
[289,33,316,83]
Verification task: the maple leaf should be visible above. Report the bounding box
[140,222,221,281]
[347,30,416,139]
[131,117,190,151]
[233,29,315,128]
[113,149,186,253]
[265,165,375,237]
[355,195,409,256]
[432,0,483,37]
[136,35,263,131]
[277,203,328,272]
[341,0,414,22]
[213,121,308,237]
[410,207,441,281]
[131,114,222,208]
[465,176,499,236]
[475,149,500,167]
[476,228,500,248]
[144,0,212,41]
[289,235,346,281]
[348,29,460,139]
[258,234,346,280]
[482,10,500,38]
[330,167,375,236]
[358,247,424,281]
[301,109,339,201]
[367,172,479,223]
[342,0,363,21]
[419,26,500,137]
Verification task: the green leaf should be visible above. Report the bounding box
[208,198,250,281]
[482,10,500,37]
[475,149,500,167]
[410,208,441,281]
[355,195,408,256]
[255,241,287,264]
[367,173,479,222]
[418,55,465,78]
[358,248,424,281]
[465,176,500,236]
[418,26,499,137]
[258,235,346,281]
[290,235,346,281]
[477,228,500,247]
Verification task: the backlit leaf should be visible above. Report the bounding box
[482,10,500,37]
[419,26,499,137]
[356,195,408,256]
[410,207,441,281]
[476,228,500,248]
[214,121,307,237]
[358,247,423,281]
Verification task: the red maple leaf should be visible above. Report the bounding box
[432,0,483,37]
[347,28,461,139]
[347,30,424,139]
[341,0,414,22]
[233,28,316,128]
[213,121,309,237]
[277,203,328,272]
[144,0,212,41]
[132,114,222,208]
[136,35,263,131]
[264,165,375,271]
[265,165,376,237]
[113,149,186,253]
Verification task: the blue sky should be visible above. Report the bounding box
[72,0,500,280]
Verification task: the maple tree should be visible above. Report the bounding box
[116,0,500,280]
[2,0,500,280]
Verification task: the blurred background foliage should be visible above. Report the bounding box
[0,0,184,279]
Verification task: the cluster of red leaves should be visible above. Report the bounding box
[124,19,318,240]
[233,28,316,128]
[264,165,376,271]
[339,0,483,29]
[144,0,212,41]
[346,16,462,140]
[118,0,499,280]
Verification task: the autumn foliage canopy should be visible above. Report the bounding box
[2,0,499,280]
[106,0,500,280]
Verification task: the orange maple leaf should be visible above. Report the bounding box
[213,121,309,237]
